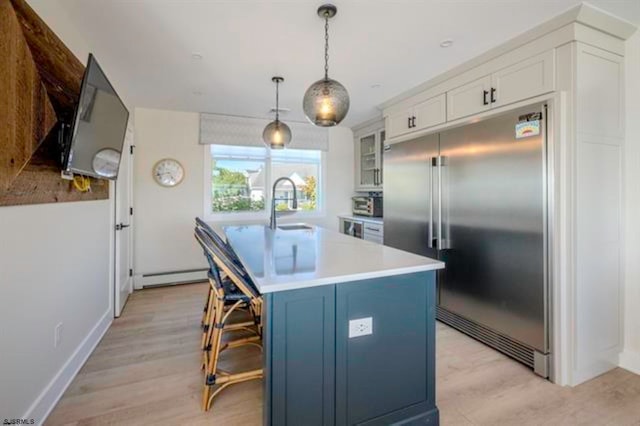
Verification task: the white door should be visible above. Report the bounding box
[114,125,134,317]
[446,75,492,121]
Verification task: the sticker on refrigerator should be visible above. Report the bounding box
[515,120,540,139]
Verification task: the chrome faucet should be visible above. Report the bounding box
[270,177,298,230]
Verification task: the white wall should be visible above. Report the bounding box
[621,30,640,375]
[133,109,205,279]
[0,1,115,421]
[133,107,354,283]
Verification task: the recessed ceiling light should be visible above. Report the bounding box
[440,39,454,48]
[191,52,203,61]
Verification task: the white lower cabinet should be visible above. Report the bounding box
[363,222,384,244]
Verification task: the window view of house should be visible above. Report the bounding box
[210,145,321,214]
[212,158,266,212]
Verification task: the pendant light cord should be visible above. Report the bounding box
[324,14,329,80]
[275,79,280,122]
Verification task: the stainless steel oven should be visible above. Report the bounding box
[352,196,383,217]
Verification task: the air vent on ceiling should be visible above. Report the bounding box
[269,107,291,114]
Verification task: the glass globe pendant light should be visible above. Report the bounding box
[263,76,292,149]
[303,4,350,127]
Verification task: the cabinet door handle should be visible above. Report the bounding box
[483,90,489,105]
[491,87,496,103]
[407,117,412,129]
[411,116,416,128]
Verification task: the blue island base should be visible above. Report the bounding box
[263,271,438,426]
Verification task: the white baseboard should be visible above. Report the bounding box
[571,346,620,386]
[619,350,640,375]
[24,309,112,424]
[134,269,207,289]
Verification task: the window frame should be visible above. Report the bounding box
[203,145,326,222]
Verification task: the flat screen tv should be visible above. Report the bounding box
[61,54,129,180]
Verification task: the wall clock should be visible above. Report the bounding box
[153,158,184,187]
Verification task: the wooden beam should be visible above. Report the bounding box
[9,0,85,119]
[0,132,109,206]
[0,0,57,191]
[0,0,109,206]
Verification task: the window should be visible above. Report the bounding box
[205,145,323,219]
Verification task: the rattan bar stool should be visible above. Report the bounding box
[194,226,260,369]
[195,227,264,411]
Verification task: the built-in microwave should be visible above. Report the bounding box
[352,196,383,217]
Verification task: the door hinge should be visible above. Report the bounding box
[129,269,133,277]
[130,207,133,215]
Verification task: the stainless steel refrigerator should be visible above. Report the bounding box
[384,103,549,377]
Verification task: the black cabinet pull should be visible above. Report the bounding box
[407,117,411,128]
[411,116,416,128]
[491,87,496,103]
[483,90,489,105]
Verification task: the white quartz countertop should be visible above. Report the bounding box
[222,224,444,293]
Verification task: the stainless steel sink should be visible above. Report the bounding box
[278,224,312,231]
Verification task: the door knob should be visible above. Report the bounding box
[115,223,130,231]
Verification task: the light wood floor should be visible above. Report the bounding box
[47,283,640,425]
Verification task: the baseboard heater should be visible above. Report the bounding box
[436,306,536,370]
[138,268,208,289]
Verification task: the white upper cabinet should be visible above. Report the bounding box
[356,132,378,190]
[385,50,555,142]
[354,123,385,192]
[447,51,555,122]
[413,94,447,132]
[446,76,492,121]
[491,50,555,108]
[386,108,414,139]
[386,93,446,140]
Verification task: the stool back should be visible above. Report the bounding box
[195,226,261,300]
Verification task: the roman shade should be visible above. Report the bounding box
[199,113,329,151]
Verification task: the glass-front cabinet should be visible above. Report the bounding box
[354,119,385,192]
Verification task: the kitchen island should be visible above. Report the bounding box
[222,224,444,426]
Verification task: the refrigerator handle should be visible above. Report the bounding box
[429,157,435,248]
[437,155,444,250]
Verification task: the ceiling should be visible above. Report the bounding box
[58,0,640,127]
